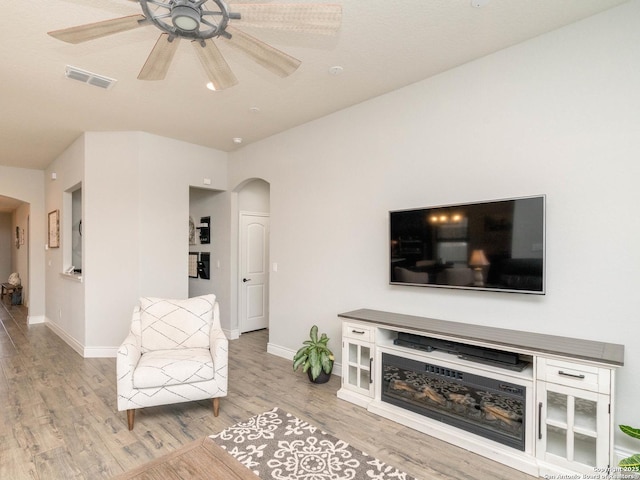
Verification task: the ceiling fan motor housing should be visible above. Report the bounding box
[140,0,233,39]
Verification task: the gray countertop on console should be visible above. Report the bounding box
[338,309,624,366]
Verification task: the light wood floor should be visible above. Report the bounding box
[0,302,536,479]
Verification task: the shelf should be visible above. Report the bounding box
[339,309,624,366]
[60,272,82,283]
[379,341,534,383]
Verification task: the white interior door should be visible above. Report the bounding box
[239,213,269,333]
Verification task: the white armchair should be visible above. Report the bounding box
[116,294,228,430]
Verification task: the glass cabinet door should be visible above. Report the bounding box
[537,382,609,472]
[344,340,373,397]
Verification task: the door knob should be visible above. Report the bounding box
[243,278,251,283]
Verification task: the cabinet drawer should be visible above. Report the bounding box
[343,323,374,342]
[539,358,610,393]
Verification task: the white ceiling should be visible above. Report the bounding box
[0,0,629,176]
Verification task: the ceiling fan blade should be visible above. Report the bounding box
[192,40,238,90]
[138,34,180,81]
[229,4,342,35]
[224,26,301,77]
[48,14,147,44]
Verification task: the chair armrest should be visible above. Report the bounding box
[116,331,142,410]
[210,328,229,392]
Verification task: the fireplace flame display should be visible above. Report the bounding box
[382,353,526,450]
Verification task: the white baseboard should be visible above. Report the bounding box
[225,328,240,340]
[267,342,295,360]
[267,342,341,377]
[45,319,84,357]
[84,347,118,358]
[27,315,45,325]
[614,446,640,476]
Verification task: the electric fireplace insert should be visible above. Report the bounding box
[381,353,526,451]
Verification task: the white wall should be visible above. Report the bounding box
[137,133,228,298]
[83,132,140,352]
[49,132,231,353]
[40,132,229,354]
[0,166,45,322]
[45,135,86,347]
[238,179,270,213]
[229,1,640,450]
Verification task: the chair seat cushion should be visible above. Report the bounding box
[133,348,215,389]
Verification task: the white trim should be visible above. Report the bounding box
[225,328,240,340]
[267,342,341,377]
[83,347,118,358]
[27,314,45,325]
[267,341,294,360]
[45,319,84,357]
[614,446,639,472]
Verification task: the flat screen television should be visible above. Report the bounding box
[390,195,545,294]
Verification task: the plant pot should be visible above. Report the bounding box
[308,367,332,384]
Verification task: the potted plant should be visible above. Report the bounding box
[619,425,640,472]
[293,325,334,384]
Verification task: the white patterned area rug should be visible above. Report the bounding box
[210,407,415,480]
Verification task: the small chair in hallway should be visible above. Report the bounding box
[116,294,228,430]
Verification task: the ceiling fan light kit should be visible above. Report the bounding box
[172,5,201,31]
[48,0,342,89]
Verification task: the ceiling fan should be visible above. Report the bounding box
[48,0,342,90]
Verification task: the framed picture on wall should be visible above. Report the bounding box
[48,210,60,248]
[189,252,198,278]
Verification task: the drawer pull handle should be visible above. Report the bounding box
[558,370,586,379]
[351,329,365,335]
[370,357,373,384]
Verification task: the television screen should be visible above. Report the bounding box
[390,195,545,294]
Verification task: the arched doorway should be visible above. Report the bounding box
[235,179,270,334]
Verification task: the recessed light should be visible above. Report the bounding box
[471,0,490,7]
[249,106,260,113]
[206,82,216,91]
[233,137,243,144]
[328,66,343,75]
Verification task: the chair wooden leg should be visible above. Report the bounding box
[127,409,135,431]
[212,398,220,417]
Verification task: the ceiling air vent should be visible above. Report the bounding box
[65,65,117,90]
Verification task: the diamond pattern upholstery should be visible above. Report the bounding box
[116,294,228,430]
[140,296,213,352]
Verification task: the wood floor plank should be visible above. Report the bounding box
[0,446,39,480]
[0,303,536,480]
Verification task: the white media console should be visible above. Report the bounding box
[336,309,624,478]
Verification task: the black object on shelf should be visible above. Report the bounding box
[394,332,528,371]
